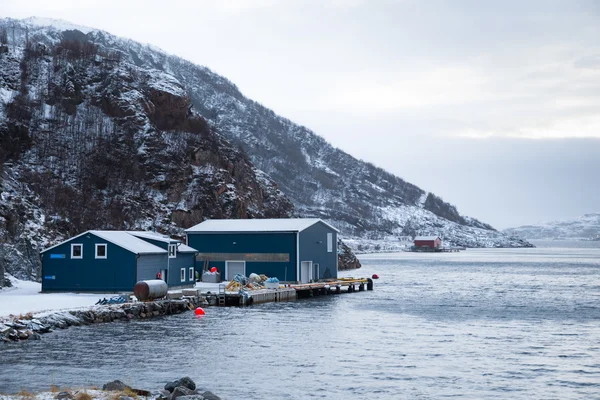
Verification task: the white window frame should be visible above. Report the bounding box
[180,268,186,282]
[95,243,107,259]
[168,244,177,258]
[71,243,83,259]
[327,233,333,253]
[189,267,194,281]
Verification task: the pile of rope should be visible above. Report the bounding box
[225,273,270,291]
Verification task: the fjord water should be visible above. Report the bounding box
[2,242,600,399]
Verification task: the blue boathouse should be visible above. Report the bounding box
[41,230,198,292]
[185,218,339,283]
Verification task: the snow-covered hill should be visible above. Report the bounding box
[0,17,533,283]
[0,18,294,281]
[505,213,600,240]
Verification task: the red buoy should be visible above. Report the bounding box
[210,267,217,273]
[372,274,379,279]
[195,307,205,316]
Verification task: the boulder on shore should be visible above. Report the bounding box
[165,377,196,393]
[170,386,194,400]
[102,380,131,391]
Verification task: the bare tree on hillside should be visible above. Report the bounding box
[11,25,15,52]
[0,27,7,45]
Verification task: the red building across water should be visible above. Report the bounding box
[413,236,442,249]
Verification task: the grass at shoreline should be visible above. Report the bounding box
[0,387,146,400]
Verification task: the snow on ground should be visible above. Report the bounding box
[343,236,409,254]
[194,281,220,293]
[0,87,16,106]
[0,276,101,320]
[0,276,222,320]
[146,70,187,97]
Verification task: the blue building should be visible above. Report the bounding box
[41,230,198,292]
[185,218,339,283]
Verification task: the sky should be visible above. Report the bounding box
[3,0,600,229]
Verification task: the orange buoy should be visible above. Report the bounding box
[195,307,205,316]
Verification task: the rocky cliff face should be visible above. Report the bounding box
[337,240,362,270]
[0,21,294,282]
[10,18,528,249]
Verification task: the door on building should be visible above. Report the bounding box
[226,261,246,281]
[300,261,312,283]
[161,269,167,282]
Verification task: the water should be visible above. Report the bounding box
[2,243,600,399]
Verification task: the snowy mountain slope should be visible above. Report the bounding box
[0,18,294,281]
[0,17,532,256]
[505,213,600,240]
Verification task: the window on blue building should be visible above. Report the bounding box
[169,244,177,258]
[95,244,107,259]
[71,244,83,259]
[180,268,185,282]
[189,267,194,281]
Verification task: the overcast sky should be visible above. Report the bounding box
[3,0,600,229]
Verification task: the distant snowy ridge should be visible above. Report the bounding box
[21,16,96,34]
[505,213,600,240]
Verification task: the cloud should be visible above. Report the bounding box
[318,65,490,111]
[213,0,282,13]
[574,54,600,69]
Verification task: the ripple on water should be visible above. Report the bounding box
[1,248,600,399]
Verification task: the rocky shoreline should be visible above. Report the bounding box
[0,377,222,400]
[1,297,203,343]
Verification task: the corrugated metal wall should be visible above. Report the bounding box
[299,222,338,280]
[137,253,166,281]
[134,237,196,287]
[137,253,196,287]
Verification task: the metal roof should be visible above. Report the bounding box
[185,218,339,233]
[41,230,198,254]
[91,231,167,254]
[127,231,198,253]
[414,236,442,241]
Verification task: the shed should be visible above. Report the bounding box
[185,218,339,283]
[40,230,198,292]
[414,235,442,249]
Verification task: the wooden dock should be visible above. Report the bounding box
[201,278,373,306]
[245,287,297,304]
[290,278,372,298]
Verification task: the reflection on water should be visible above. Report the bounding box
[1,245,600,399]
